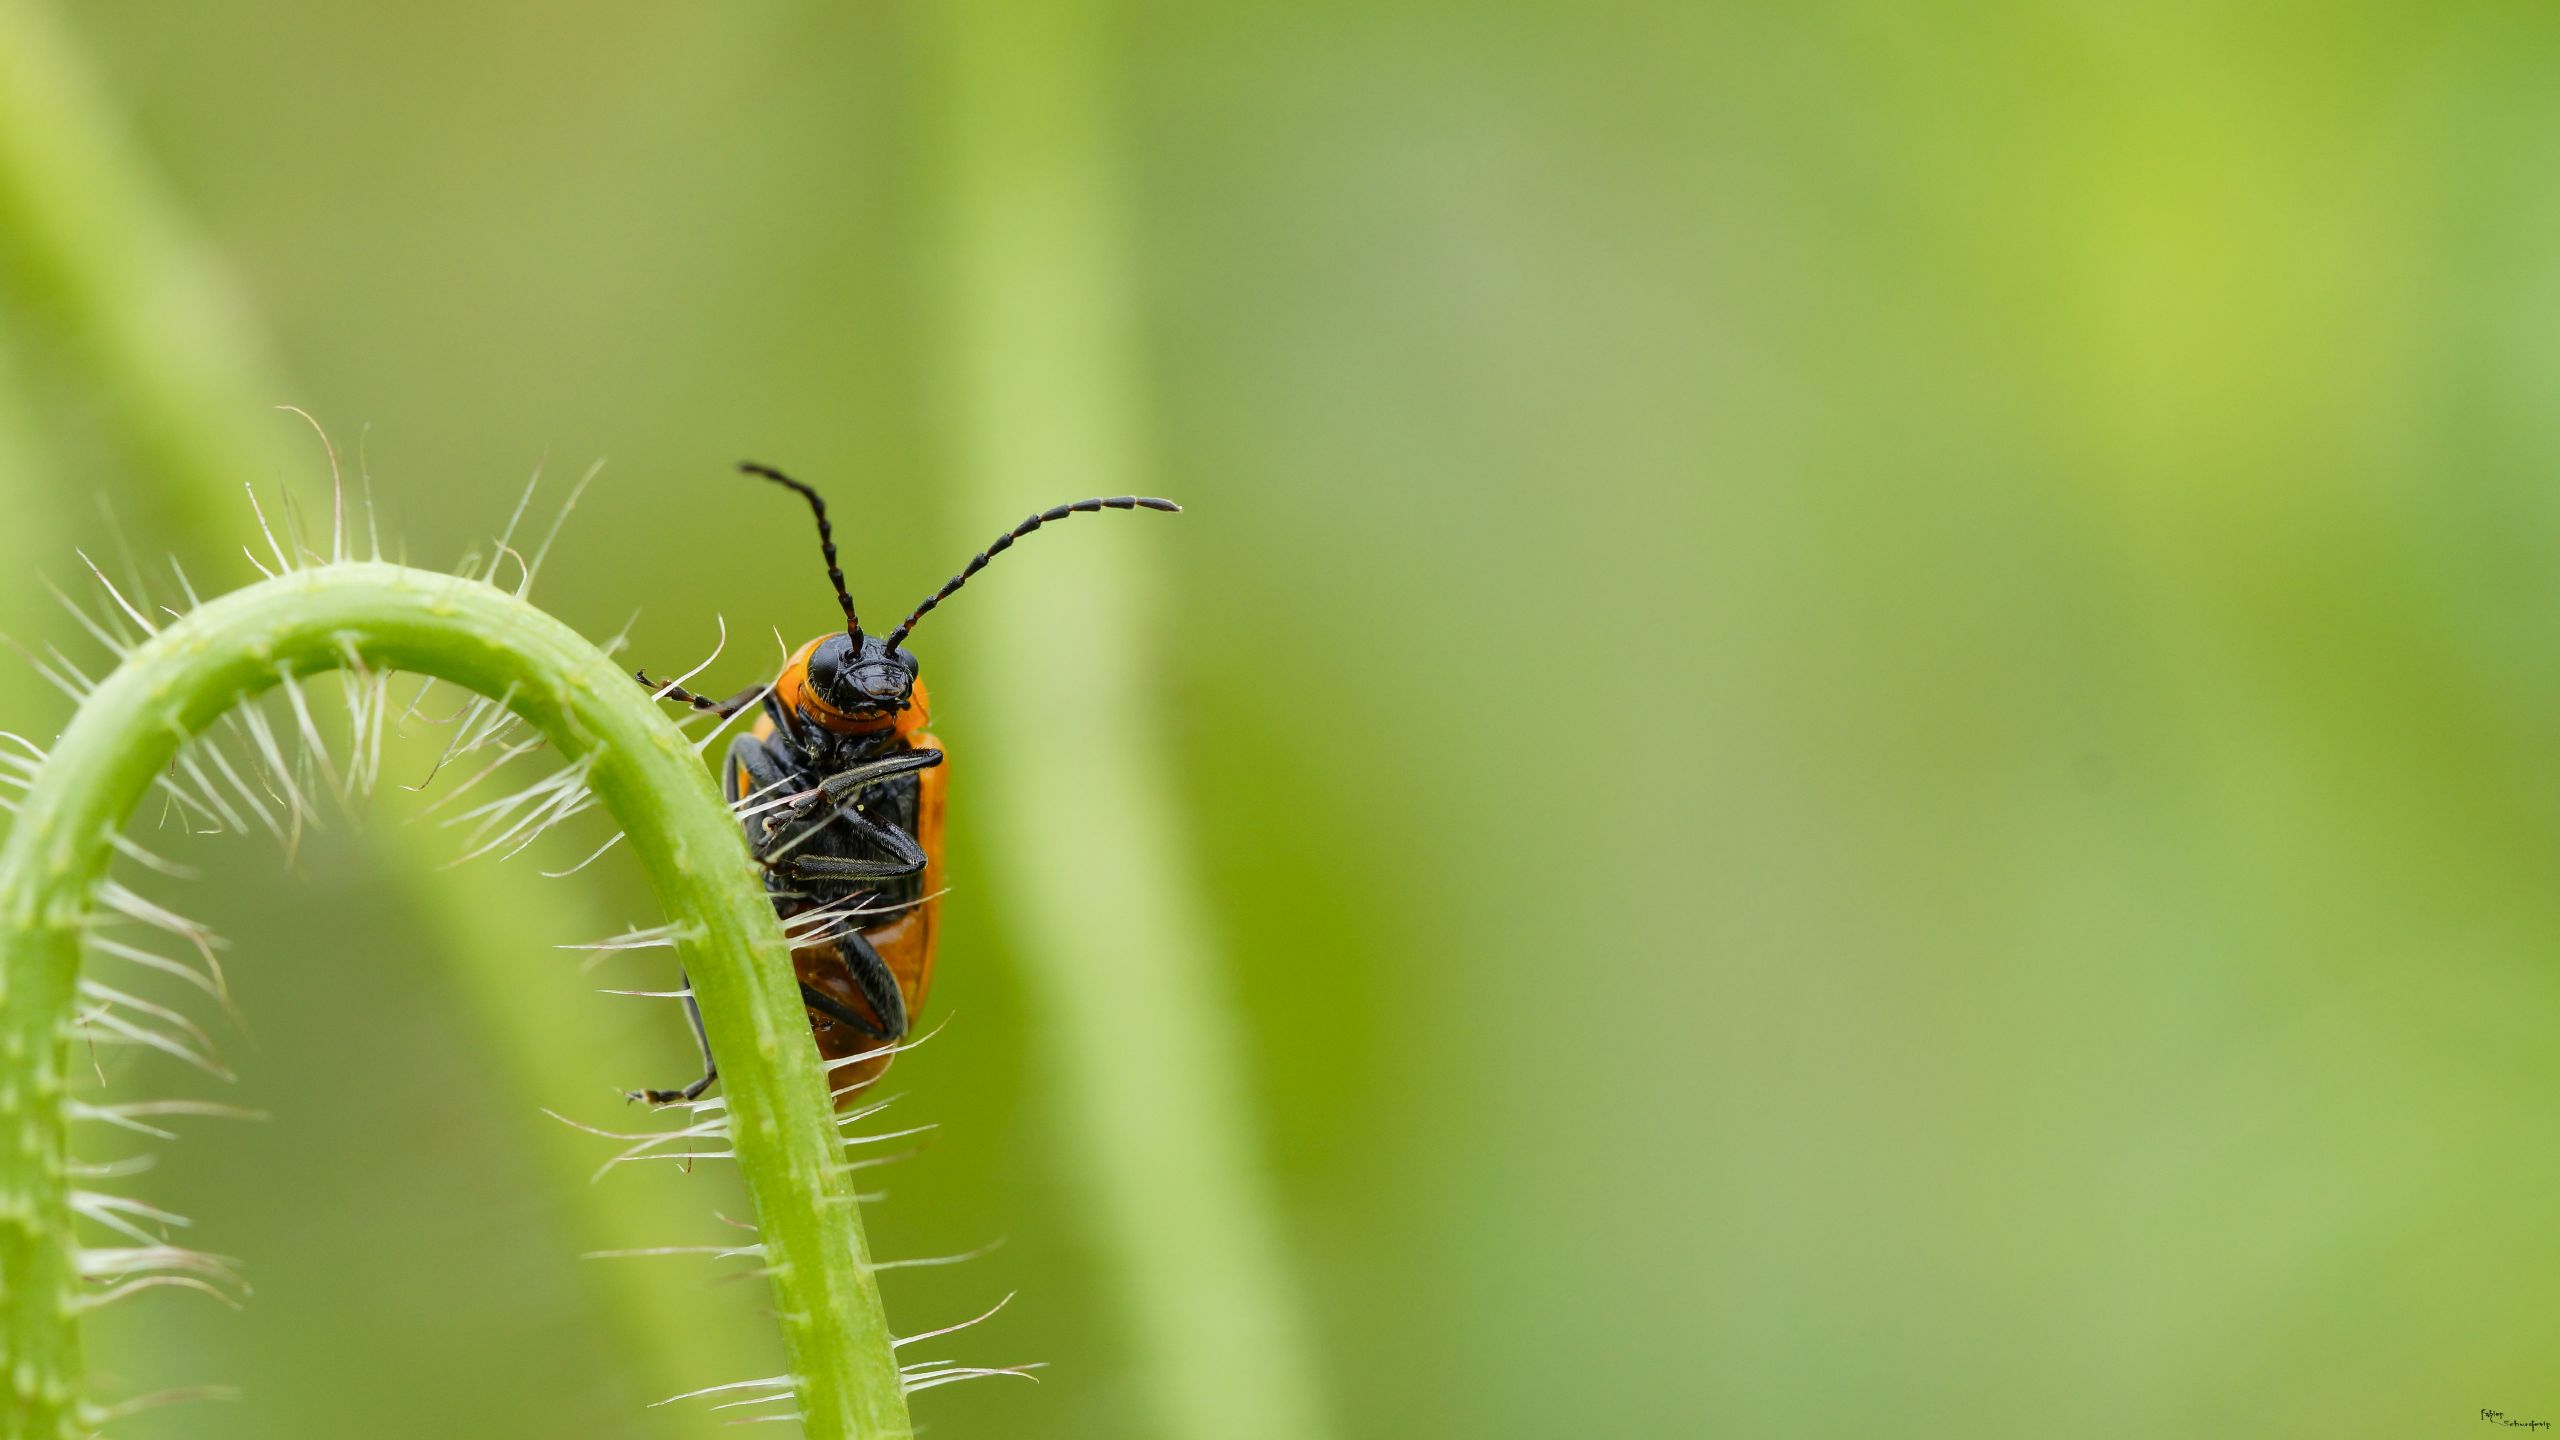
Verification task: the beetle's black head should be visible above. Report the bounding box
[803,631,918,719]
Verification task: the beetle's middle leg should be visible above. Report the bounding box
[764,820,927,884]
[761,749,942,835]
[742,750,938,882]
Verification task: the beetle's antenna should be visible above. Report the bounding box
[884,496,1180,650]
[739,462,862,649]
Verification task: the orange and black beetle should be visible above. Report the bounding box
[632,462,1177,1107]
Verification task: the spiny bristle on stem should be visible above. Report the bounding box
[461,463,544,591]
[894,1292,1016,1350]
[412,735,549,819]
[775,891,940,951]
[642,615,730,707]
[558,920,699,971]
[242,481,290,578]
[79,1385,245,1425]
[77,977,215,1051]
[92,882,221,961]
[66,1098,263,1140]
[86,936,228,1007]
[71,1003,232,1081]
[441,752,600,860]
[543,1106,739,1179]
[67,1155,163,1181]
[70,1190,192,1245]
[3,631,96,703]
[411,681,529,792]
[274,406,347,565]
[275,667,347,802]
[75,1276,240,1314]
[225,701,312,828]
[75,549,160,640]
[47,578,137,658]
[899,1364,1045,1396]
[109,832,198,879]
[72,1243,249,1314]
[335,636,393,800]
[42,640,99,697]
[541,828,629,878]
[869,1240,1008,1274]
[516,460,601,599]
[650,1375,797,1410]
[191,722,286,844]
[163,747,249,834]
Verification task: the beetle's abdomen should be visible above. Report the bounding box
[797,727,945,1106]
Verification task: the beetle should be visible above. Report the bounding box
[630,461,1178,1107]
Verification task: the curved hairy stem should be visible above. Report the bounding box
[0,0,782,1407]
[0,563,908,1440]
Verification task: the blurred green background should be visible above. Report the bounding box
[6,2,2560,1437]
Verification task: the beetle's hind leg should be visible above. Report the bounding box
[832,928,910,1044]
[630,968,718,1105]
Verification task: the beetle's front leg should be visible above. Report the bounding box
[633,669,766,719]
[766,749,943,830]
[751,751,940,866]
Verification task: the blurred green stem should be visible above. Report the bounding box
[0,0,278,542]
[0,334,60,642]
[927,3,1331,1437]
[0,0,781,1412]
[0,564,909,1440]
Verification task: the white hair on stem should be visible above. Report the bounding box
[0,459,1010,1432]
[649,1374,797,1410]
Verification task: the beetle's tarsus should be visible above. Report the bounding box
[632,974,721,1104]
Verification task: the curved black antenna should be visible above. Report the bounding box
[739,461,861,648]
[883,495,1181,650]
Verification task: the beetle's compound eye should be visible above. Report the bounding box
[804,633,858,711]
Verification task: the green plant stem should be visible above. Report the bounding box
[0,0,283,542]
[0,0,781,1410]
[0,563,908,1440]
[929,3,1331,1436]
[0,333,60,650]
